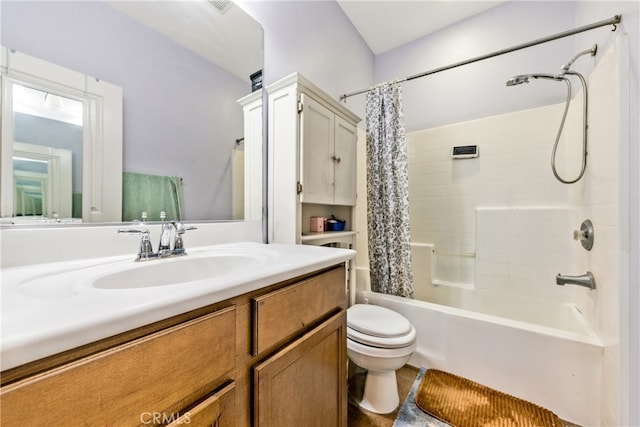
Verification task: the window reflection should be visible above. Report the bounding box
[11,84,83,218]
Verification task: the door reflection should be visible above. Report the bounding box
[11,84,82,219]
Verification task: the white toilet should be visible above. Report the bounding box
[346,303,417,414]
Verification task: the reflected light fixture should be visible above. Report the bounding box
[44,93,64,111]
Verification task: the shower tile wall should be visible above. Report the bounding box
[475,207,583,301]
[406,103,578,296]
[574,38,623,426]
[405,38,622,426]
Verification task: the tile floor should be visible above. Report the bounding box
[347,365,420,427]
[347,365,582,427]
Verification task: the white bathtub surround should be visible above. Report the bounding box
[358,286,602,426]
[409,207,596,329]
[573,35,629,426]
[476,207,595,321]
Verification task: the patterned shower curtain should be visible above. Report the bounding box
[365,82,414,299]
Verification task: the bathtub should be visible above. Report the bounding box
[355,269,603,426]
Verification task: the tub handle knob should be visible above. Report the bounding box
[573,219,594,251]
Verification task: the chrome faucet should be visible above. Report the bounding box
[119,212,196,261]
[157,220,196,257]
[556,271,596,290]
[157,221,176,257]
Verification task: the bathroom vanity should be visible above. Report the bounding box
[0,242,353,426]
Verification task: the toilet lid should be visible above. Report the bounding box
[347,323,416,349]
[347,304,412,338]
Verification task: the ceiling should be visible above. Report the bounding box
[106,0,262,80]
[336,0,508,55]
[105,1,506,75]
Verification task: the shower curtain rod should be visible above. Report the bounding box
[339,14,622,102]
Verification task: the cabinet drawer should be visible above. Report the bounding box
[0,306,236,426]
[252,266,346,355]
[167,382,236,427]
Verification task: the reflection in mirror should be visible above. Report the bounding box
[1,0,263,225]
[12,84,82,220]
[13,142,73,220]
[1,45,124,224]
[13,157,47,217]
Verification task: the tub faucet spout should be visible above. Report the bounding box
[556,271,596,290]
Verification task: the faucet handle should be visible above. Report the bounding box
[118,228,154,261]
[573,219,594,251]
[171,221,196,253]
[158,222,175,253]
[137,230,154,260]
[172,221,197,234]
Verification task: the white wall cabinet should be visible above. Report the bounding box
[300,94,357,206]
[267,73,360,245]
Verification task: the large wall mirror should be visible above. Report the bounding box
[0,0,264,225]
[1,45,124,223]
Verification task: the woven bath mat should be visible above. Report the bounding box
[414,369,564,427]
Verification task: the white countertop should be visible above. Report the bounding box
[0,242,355,371]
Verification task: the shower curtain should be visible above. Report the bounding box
[365,83,414,298]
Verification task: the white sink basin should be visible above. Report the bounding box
[2,241,357,371]
[17,244,278,298]
[93,253,267,289]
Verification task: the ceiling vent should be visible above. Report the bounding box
[208,0,233,15]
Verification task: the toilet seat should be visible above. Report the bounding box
[347,304,416,348]
[347,326,416,348]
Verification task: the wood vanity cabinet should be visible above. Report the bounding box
[0,264,347,427]
[0,306,237,427]
[254,311,346,427]
[252,266,348,426]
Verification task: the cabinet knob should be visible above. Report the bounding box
[331,155,341,163]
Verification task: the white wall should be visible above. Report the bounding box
[237,0,374,121]
[372,1,577,132]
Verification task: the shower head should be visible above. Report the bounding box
[507,44,598,86]
[505,75,531,86]
[560,44,597,74]
[505,73,564,86]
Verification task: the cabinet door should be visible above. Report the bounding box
[300,94,334,205]
[254,311,347,427]
[333,115,357,205]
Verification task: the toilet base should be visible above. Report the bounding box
[354,369,400,414]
